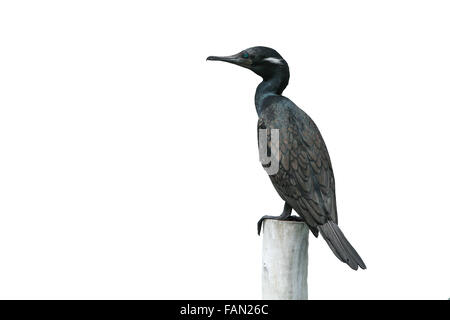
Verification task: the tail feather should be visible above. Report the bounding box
[318,221,366,270]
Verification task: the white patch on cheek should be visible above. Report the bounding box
[263,57,284,65]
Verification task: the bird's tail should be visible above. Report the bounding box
[318,221,366,270]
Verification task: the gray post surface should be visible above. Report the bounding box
[262,220,309,300]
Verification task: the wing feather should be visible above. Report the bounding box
[257,107,338,229]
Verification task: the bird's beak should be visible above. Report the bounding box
[207,53,251,69]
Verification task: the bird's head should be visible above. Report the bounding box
[207,46,289,80]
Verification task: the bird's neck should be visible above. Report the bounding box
[255,71,289,116]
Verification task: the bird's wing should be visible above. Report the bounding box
[257,111,338,232]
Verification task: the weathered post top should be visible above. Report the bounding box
[262,219,309,300]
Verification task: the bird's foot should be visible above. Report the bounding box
[257,215,304,235]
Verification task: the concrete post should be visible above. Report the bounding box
[262,220,309,300]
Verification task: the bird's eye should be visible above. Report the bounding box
[242,52,249,59]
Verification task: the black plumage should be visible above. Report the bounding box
[207,46,366,270]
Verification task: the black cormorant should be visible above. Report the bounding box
[207,47,366,270]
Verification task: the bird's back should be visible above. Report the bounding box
[257,96,338,235]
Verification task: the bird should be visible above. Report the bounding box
[207,46,366,270]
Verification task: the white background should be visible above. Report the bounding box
[0,1,449,299]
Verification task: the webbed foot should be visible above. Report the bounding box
[257,213,304,235]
